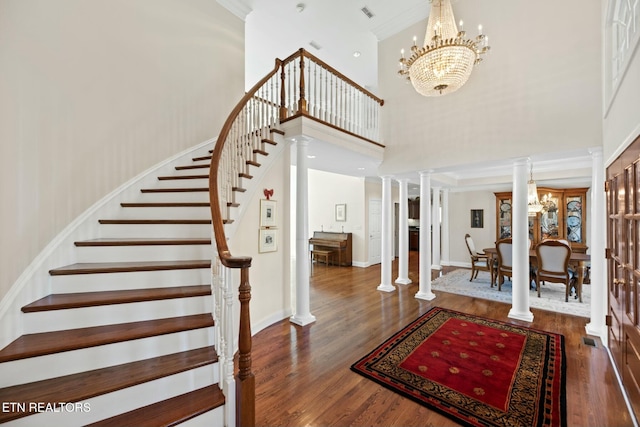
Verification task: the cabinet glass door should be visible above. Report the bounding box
[566,196,583,243]
[540,195,560,240]
[498,199,511,239]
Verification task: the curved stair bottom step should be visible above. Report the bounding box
[3,365,219,427]
[86,384,225,427]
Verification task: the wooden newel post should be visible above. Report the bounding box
[236,267,254,427]
[298,49,307,113]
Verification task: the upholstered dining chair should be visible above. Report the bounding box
[534,239,575,302]
[464,234,493,284]
[495,238,513,291]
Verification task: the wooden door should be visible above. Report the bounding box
[606,137,640,421]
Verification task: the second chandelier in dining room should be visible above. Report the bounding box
[398,0,490,96]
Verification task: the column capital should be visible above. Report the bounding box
[513,157,530,166]
[589,147,603,157]
[419,170,433,177]
[395,177,410,183]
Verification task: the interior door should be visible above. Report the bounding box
[369,199,382,265]
[606,137,640,421]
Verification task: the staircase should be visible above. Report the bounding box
[0,130,283,425]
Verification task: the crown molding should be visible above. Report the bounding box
[216,0,253,21]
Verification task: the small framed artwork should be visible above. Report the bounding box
[335,204,346,222]
[471,209,484,228]
[260,199,277,227]
[259,228,277,253]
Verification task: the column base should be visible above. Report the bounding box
[415,291,436,301]
[395,277,412,285]
[377,283,396,292]
[432,264,442,270]
[585,322,606,340]
[507,309,534,322]
[290,314,316,326]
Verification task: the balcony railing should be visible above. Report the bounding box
[208,48,383,427]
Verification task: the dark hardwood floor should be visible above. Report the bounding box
[253,252,635,427]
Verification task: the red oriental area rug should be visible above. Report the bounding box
[351,307,566,427]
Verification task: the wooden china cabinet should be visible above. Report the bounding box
[494,187,589,253]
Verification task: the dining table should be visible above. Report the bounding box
[483,247,590,303]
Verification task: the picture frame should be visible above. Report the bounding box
[335,204,346,222]
[258,228,277,253]
[471,209,484,228]
[260,199,277,227]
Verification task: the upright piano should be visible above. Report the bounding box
[309,231,352,266]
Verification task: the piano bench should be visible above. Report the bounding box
[311,250,334,266]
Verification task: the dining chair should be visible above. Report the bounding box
[464,234,493,284]
[495,238,513,291]
[534,239,576,302]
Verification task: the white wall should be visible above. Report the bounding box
[603,1,640,162]
[376,0,602,175]
[308,169,366,265]
[229,149,292,334]
[447,190,497,266]
[0,0,245,302]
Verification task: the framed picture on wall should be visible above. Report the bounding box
[259,228,277,253]
[335,204,346,222]
[260,199,277,227]
[471,209,484,228]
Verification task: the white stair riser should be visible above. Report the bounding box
[114,206,212,220]
[75,244,212,263]
[150,178,209,189]
[7,365,219,427]
[51,268,211,294]
[134,191,210,203]
[23,295,212,333]
[97,223,212,238]
[0,329,215,388]
[179,406,225,427]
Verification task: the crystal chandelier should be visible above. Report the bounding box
[398,0,490,96]
[528,165,544,216]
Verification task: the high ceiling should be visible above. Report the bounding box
[218,0,596,191]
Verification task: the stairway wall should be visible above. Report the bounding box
[0,0,245,311]
[0,140,214,349]
[228,141,293,336]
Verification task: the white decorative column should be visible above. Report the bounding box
[290,140,316,326]
[508,158,534,322]
[441,189,450,266]
[586,148,606,339]
[416,171,436,300]
[432,186,442,271]
[395,178,411,285]
[378,175,395,292]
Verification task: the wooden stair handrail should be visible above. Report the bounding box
[208,58,282,269]
[282,48,384,107]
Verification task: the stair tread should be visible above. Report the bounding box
[98,219,211,224]
[49,260,211,275]
[175,164,209,170]
[75,238,211,246]
[0,314,214,363]
[86,384,224,427]
[0,346,218,424]
[141,187,209,193]
[120,202,210,207]
[22,285,211,312]
[158,174,209,180]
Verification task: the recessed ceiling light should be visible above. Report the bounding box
[307,155,316,159]
[353,51,361,58]
[358,167,365,170]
